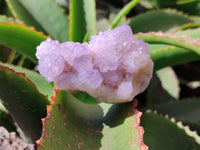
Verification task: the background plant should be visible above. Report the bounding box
[0,0,200,149]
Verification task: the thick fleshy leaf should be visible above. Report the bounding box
[128,9,193,33]
[0,22,47,63]
[37,90,147,150]
[141,110,200,150]
[1,62,54,100]
[0,15,17,23]
[135,31,200,55]
[192,16,200,23]
[156,67,180,99]
[152,0,200,15]
[72,93,99,104]
[6,0,44,32]
[69,0,96,42]
[182,121,200,136]
[173,22,200,31]
[37,90,104,149]
[0,107,17,133]
[151,46,200,71]
[101,103,147,150]
[143,98,200,123]
[153,0,199,5]
[7,0,69,42]
[0,64,49,142]
[145,28,200,71]
[175,27,200,38]
[146,74,175,106]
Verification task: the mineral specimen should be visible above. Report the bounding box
[36,25,153,103]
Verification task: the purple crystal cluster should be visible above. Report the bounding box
[36,25,153,103]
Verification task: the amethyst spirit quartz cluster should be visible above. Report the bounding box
[36,25,153,103]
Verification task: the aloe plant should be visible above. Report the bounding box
[0,0,200,149]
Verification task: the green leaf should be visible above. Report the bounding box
[182,121,200,136]
[175,27,200,38]
[0,22,47,63]
[0,107,17,133]
[143,98,200,123]
[173,22,200,31]
[156,67,180,99]
[191,16,200,23]
[146,74,175,106]
[141,110,200,150]
[110,0,141,29]
[136,29,200,71]
[0,15,17,23]
[128,9,193,33]
[135,31,200,55]
[37,91,147,150]
[139,0,154,9]
[72,93,99,104]
[6,0,44,32]
[151,46,200,71]
[0,64,50,142]
[148,28,200,71]
[3,62,96,105]
[69,0,96,42]
[170,0,198,5]
[7,0,69,42]
[37,90,104,149]
[101,103,147,150]
[152,0,200,15]
[1,62,54,100]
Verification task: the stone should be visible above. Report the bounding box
[36,25,153,103]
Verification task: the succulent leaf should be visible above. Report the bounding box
[173,22,200,31]
[146,74,176,105]
[101,102,148,150]
[135,31,200,55]
[0,22,47,63]
[143,98,200,123]
[151,46,200,71]
[0,15,19,23]
[0,107,17,133]
[147,28,200,71]
[128,9,193,33]
[141,110,200,150]
[0,64,49,142]
[6,0,44,32]
[1,62,54,100]
[156,67,180,99]
[175,27,200,38]
[152,0,200,15]
[6,0,69,42]
[69,0,96,42]
[37,90,147,149]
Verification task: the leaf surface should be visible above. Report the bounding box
[37,91,147,150]
[0,64,49,142]
[135,31,200,55]
[143,98,200,123]
[69,0,96,42]
[7,0,69,42]
[0,107,17,133]
[1,63,54,100]
[141,110,200,150]
[0,22,47,63]
[128,9,193,33]
[156,67,180,99]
